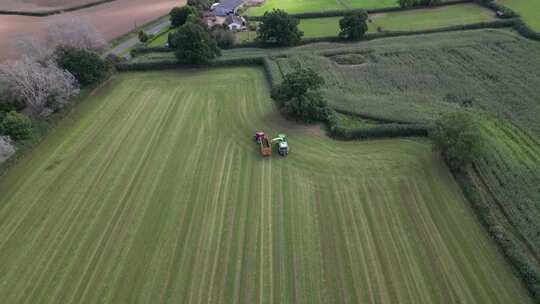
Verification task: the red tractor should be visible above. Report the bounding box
[254,131,272,156]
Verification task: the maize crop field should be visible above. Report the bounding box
[0,67,533,303]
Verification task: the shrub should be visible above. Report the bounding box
[138,30,150,43]
[170,5,199,28]
[272,67,329,123]
[339,11,368,41]
[170,22,221,64]
[0,111,32,141]
[256,9,303,46]
[211,28,236,49]
[187,0,212,11]
[54,45,111,86]
[0,93,25,114]
[430,111,483,171]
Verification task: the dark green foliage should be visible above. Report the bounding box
[430,112,482,171]
[0,94,25,114]
[256,9,303,46]
[187,0,212,11]
[170,5,199,28]
[339,11,368,41]
[272,67,329,123]
[55,46,111,86]
[398,0,441,8]
[212,28,236,49]
[0,111,32,141]
[169,23,221,64]
[138,30,149,43]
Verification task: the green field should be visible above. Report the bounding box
[246,0,396,16]
[298,4,496,38]
[497,0,540,31]
[0,67,532,303]
[148,30,171,47]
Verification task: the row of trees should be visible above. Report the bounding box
[256,9,369,47]
[0,18,112,146]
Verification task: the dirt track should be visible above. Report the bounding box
[0,0,182,60]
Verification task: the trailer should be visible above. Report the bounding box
[260,136,272,156]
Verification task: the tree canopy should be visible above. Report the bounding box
[170,22,221,64]
[256,9,303,46]
[430,112,483,171]
[55,46,111,86]
[339,11,369,41]
[272,67,329,123]
[170,5,199,28]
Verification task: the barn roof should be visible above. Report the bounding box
[215,0,244,12]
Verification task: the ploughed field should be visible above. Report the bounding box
[0,68,532,303]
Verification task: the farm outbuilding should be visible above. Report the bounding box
[213,0,245,16]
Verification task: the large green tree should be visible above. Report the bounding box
[170,5,199,28]
[256,9,303,46]
[430,112,483,171]
[170,23,221,64]
[272,67,329,123]
[55,46,111,86]
[339,11,369,41]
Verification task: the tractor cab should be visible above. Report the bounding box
[255,131,265,144]
[278,141,289,156]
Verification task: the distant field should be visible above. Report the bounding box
[298,4,496,38]
[0,0,105,12]
[497,0,540,31]
[0,67,532,303]
[246,0,396,16]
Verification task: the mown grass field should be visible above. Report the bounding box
[298,4,496,38]
[497,0,540,31]
[0,67,532,303]
[246,0,396,16]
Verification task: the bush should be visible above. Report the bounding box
[54,46,111,86]
[212,28,236,49]
[256,9,303,46]
[138,30,150,43]
[169,22,221,64]
[339,11,368,41]
[430,111,482,171]
[0,111,32,141]
[0,93,25,114]
[170,5,199,28]
[272,67,330,123]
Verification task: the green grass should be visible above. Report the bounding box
[497,0,540,31]
[246,0,396,16]
[298,4,496,38]
[148,28,173,47]
[0,67,532,303]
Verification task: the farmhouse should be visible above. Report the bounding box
[224,15,246,30]
[213,0,245,16]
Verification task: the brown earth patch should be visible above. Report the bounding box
[0,0,182,60]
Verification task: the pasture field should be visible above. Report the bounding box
[298,4,496,38]
[497,0,540,31]
[245,0,396,16]
[0,68,532,303]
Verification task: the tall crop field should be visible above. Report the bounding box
[0,68,532,303]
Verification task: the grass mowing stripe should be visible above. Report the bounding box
[0,68,532,303]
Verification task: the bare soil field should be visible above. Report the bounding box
[0,0,181,60]
[1,0,102,12]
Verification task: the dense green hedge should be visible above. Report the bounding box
[116,56,265,71]
[326,110,429,139]
[0,0,116,16]
[514,19,540,41]
[474,0,519,18]
[455,169,540,301]
[130,46,171,57]
[246,0,472,20]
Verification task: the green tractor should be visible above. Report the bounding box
[271,134,289,156]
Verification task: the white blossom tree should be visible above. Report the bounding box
[0,136,15,163]
[46,17,107,52]
[0,56,79,117]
